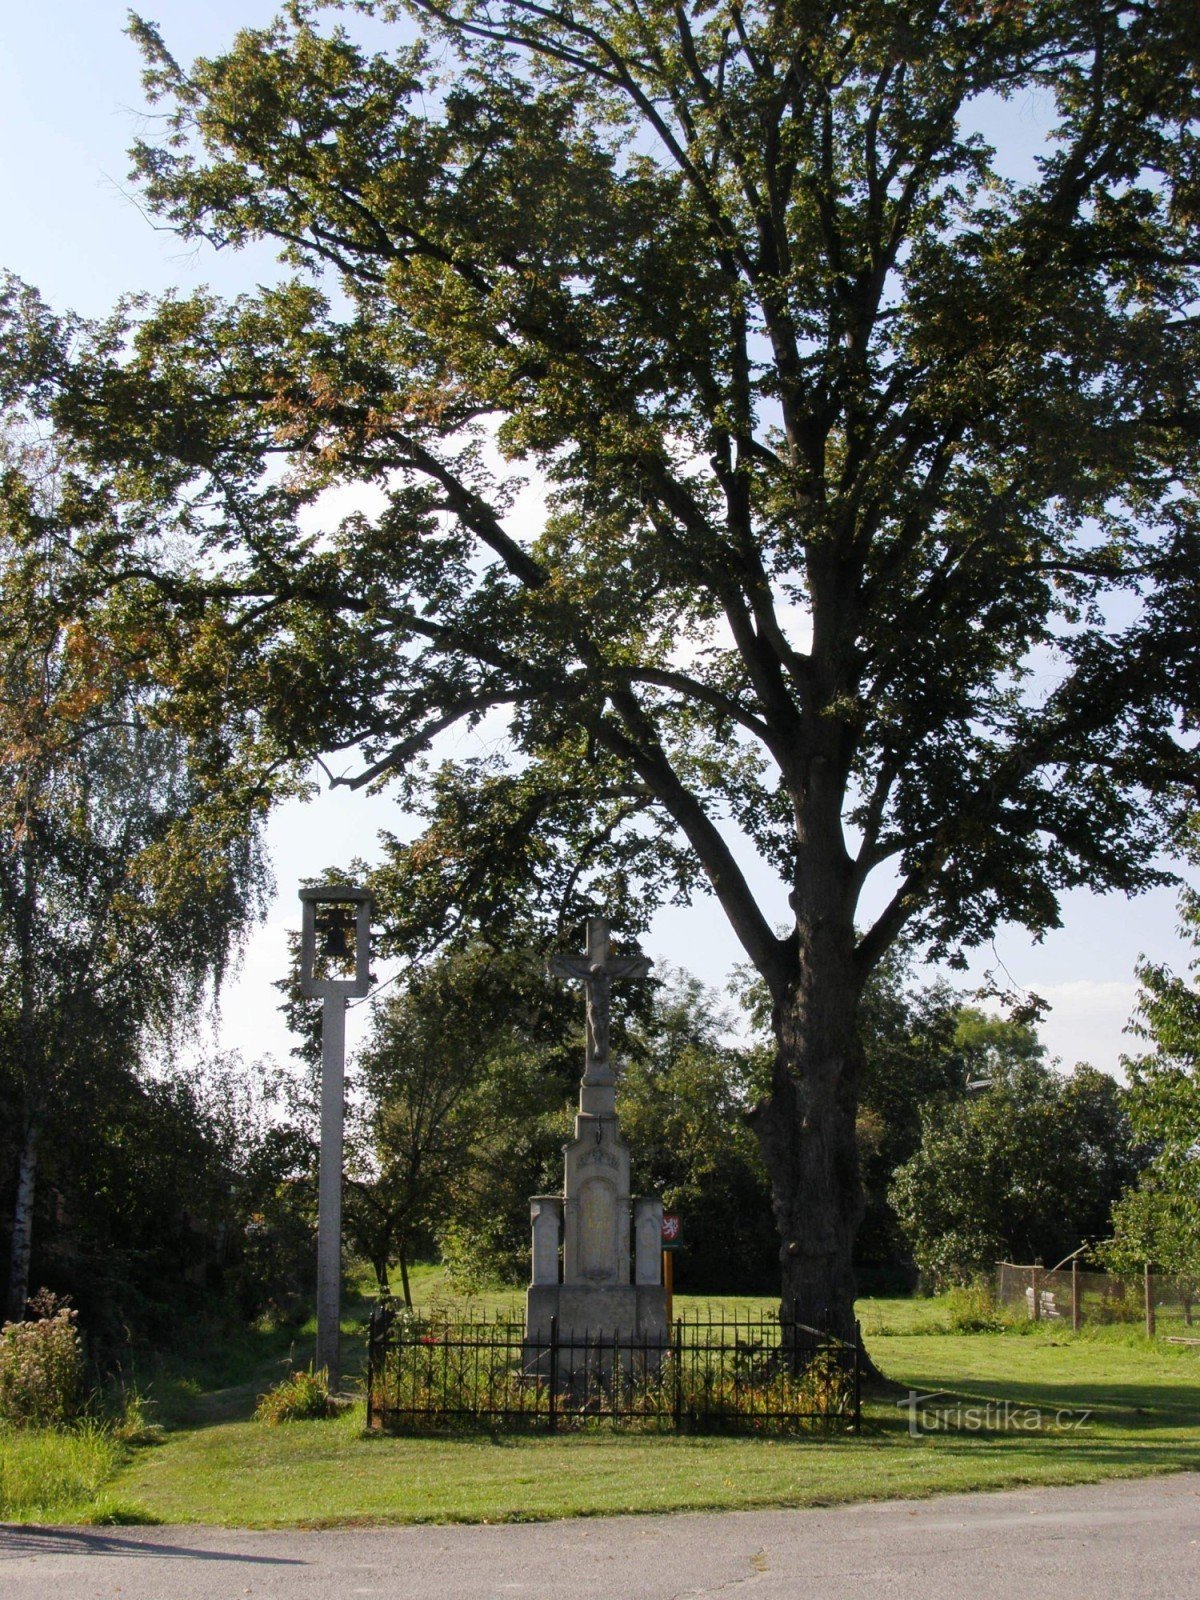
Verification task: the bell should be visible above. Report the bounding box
[320,910,354,960]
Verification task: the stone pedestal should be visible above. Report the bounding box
[525,1283,670,1342]
[524,1106,668,1348]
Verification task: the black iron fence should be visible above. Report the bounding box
[366,1302,860,1434]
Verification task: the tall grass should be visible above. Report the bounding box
[0,1421,123,1521]
[944,1280,1013,1334]
[254,1366,336,1424]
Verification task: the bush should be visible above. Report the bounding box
[437,1221,513,1295]
[1096,1292,1142,1325]
[254,1366,335,1423]
[945,1280,1011,1334]
[235,1193,317,1325]
[0,1291,85,1428]
[100,1380,164,1446]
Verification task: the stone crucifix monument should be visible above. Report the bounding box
[526,916,669,1346]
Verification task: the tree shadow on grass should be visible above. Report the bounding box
[863,1359,1200,1482]
[873,1369,1200,1425]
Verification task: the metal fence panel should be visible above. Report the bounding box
[367,1303,860,1435]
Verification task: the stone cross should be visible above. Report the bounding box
[549,916,650,1087]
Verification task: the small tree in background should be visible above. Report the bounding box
[891,1052,1141,1286]
[853,956,973,1280]
[1103,863,1200,1283]
[621,969,777,1294]
[348,944,584,1299]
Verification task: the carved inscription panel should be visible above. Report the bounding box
[579,1176,617,1283]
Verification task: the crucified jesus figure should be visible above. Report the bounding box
[549,916,651,1086]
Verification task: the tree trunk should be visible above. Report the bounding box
[751,929,865,1347]
[398,1243,412,1310]
[6,1113,40,1323]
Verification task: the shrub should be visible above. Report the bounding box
[102,1381,164,1446]
[254,1365,335,1423]
[1096,1291,1142,1325]
[945,1280,1011,1334]
[437,1222,509,1296]
[0,1291,85,1428]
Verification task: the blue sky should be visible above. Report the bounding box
[2,3,1193,1075]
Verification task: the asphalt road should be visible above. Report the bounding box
[3,1473,1199,1600]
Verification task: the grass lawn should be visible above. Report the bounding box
[4,1272,1195,1528]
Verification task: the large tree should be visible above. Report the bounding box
[0,421,267,1320]
[8,0,1200,1336]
